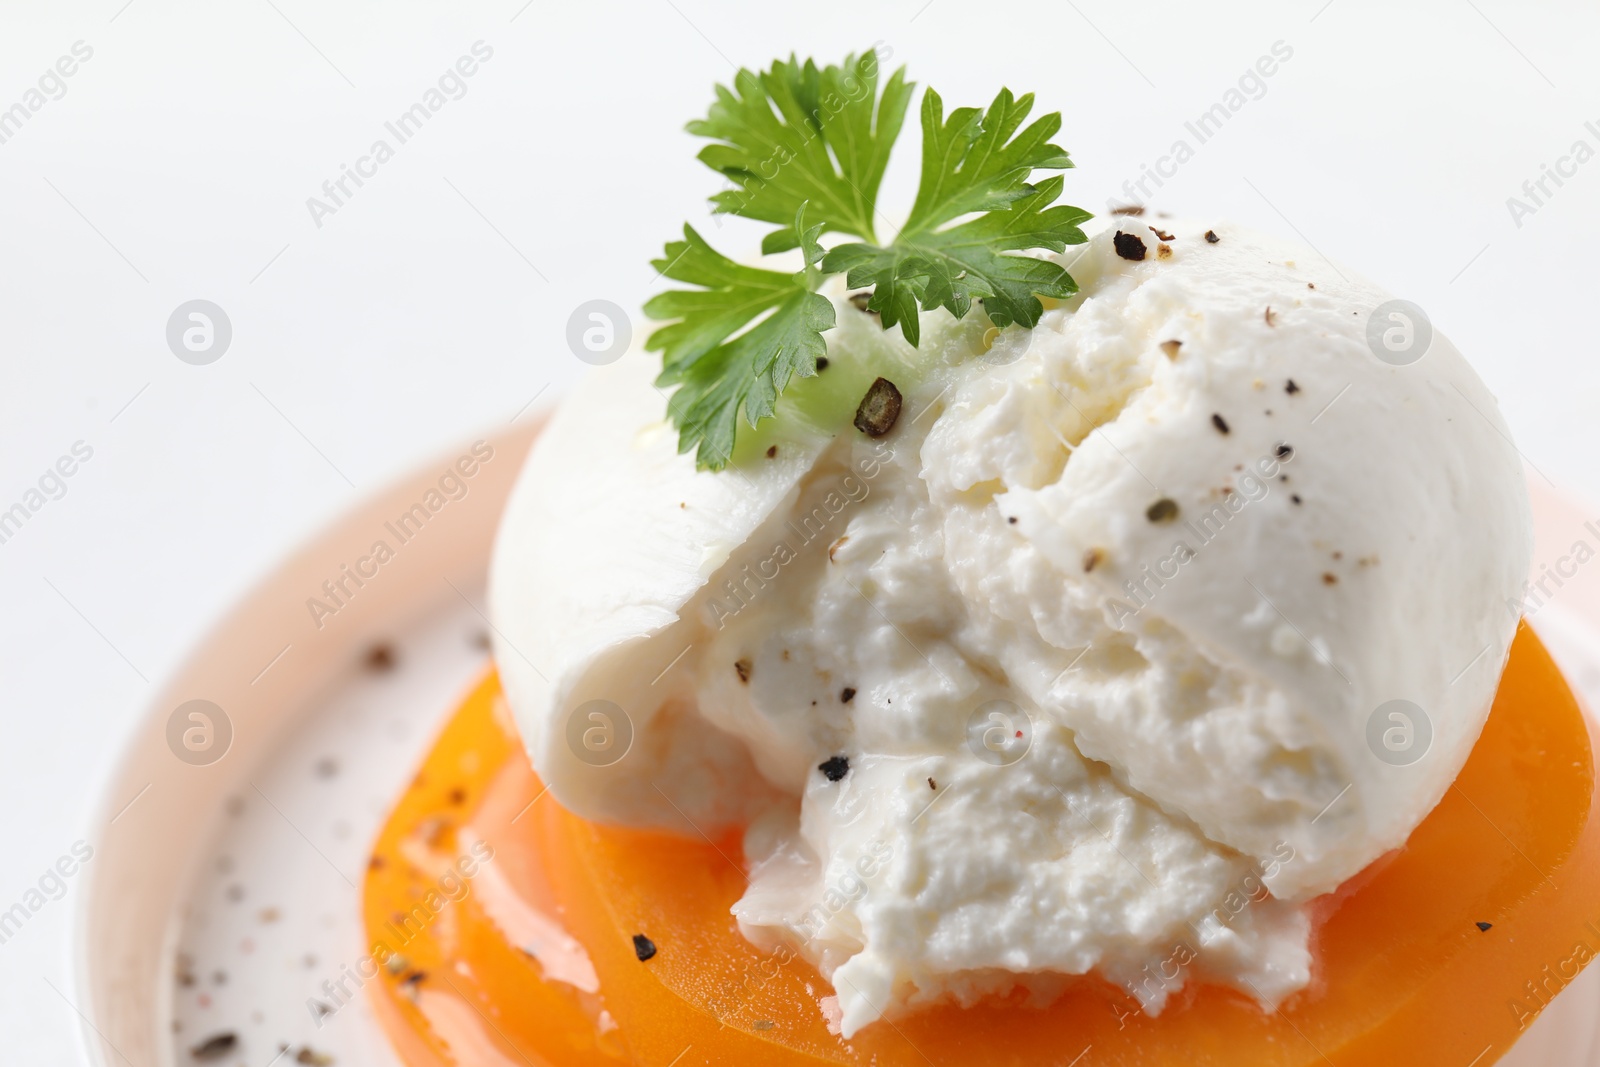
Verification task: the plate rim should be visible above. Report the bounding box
[71,419,543,1067]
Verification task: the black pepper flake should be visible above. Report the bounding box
[1211,413,1230,435]
[765,445,778,458]
[1113,230,1148,261]
[1285,379,1300,395]
[1322,572,1338,585]
[364,643,396,672]
[818,755,850,782]
[1264,307,1278,327]
[734,658,752,683]
[1149,225,1175,241]
[191,1033,238,1061]
[853,377,903,438]
[1476,921,1494,932]
[1110,205,1146,216]
[1204,230,1220,244]
[841,687,856,703]
[1276,443,1294,459]
[928,777,937,790]
[849,292,875,313]
[815,357,829,372]
[633,934,657,961]
[1007,516,1018,524]
[1146,498,1180,524]
[1082,547,1104,573]
[1291,494,1303,505]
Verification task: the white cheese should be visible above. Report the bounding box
[489,219,1532,1036]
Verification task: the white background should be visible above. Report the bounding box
[1,0,1596,1061]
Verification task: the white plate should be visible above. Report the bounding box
[72,432,1600,1066]
[74,421,541,1067]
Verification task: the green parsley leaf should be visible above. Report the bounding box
[690,52,914,252]
[903,87,1074,236]
[822,89,1087,344]
[645,209,835,470]
[824,175,1090,345]
[648,54,1091,469]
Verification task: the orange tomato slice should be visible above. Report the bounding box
[365,623,1600,1066]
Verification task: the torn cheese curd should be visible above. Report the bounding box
[489,220,1532,1037]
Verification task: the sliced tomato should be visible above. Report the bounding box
[368,624,1600,1066]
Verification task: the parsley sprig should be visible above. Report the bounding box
[647,52,1090,470]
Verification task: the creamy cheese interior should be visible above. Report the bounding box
[697,395,1315,1035]
[489,220,1532,1037]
